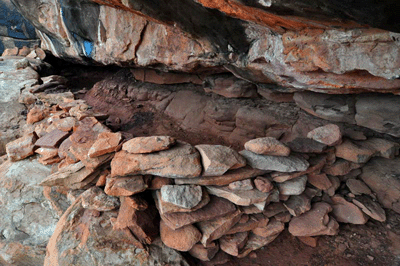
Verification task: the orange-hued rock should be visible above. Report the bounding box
[160,220,201,252]
[219,232,248,257]
[104,176,147,196]
[244,137,290,156]
[88,131,122,158]
[288,202,339,237]
[330,195,368,224]
[307,124,342,146]
[197,209,242,246]
[81,186,120,211]
[252,218,285,238]
[122,136,176,154]
[69,117,111,162]
[160,196,237,230]
[297,236,319,247]
[26,105,49,124]
[6,133,38,161]
[111,142,202,178]
[188,242,219,261]
[114,197,159,244]
[196,144,246,176]
[254,176,274,193]
[35,129,70,148]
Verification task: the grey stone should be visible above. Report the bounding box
[277,175,308,196]
[161,185,203,209]
[240,150,309,173]
[0,158,58,265]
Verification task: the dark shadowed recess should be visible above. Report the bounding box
[124,0,250,55]
[240,0,400,33]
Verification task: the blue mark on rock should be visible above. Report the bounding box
[83,40,93,57]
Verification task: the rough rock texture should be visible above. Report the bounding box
[9,0,400,93]
[44,197,189,266]
[0,158,58,265]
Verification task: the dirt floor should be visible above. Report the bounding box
[58,62,400,266]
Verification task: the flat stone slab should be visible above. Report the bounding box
[307,124,342,146]
[88,132,122,158]
[174,166,267,186]
[81,186,120,211]
[6,133,37,161]
[244,137,290,156]
[160,196,237,230]
[122,136,176,154]
[111,141,202,178]
[206,186,271,206]
[160,220,201,252]
[35,129,70,148]
[240,150,309,173]
[104,176,148,196]
[219,232,248,257]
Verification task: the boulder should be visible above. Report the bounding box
[44,197,188,266]
[0,159,58,265]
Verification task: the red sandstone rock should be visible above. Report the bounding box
[288,202,339,237]
[174,166,267,186]
[104,176,147,196]
[69,117,111,162]
[160,196,237,230]
[360,157,400,214]
[346,178,372,196]
[124,195,148,211]
[228,179,254,191]
[6,133,38,161]
[244,137,291,156]
[204,74,258,98]
[323,159,361,176]
[196,144,246,176]
[254,176,274,192]
[122,136,176,154]
[35,129,70,148]
[219,232,248,256]
[111,142,202,178]
[252,218,285,238]
[114,196,159,244]
[88,131,122,158]
[188,242,219,261]
[286,138,327,153]
[352,195,386,222]
[27,105,49,124]
[95,169,110,186]
[160,220,201,252]
[147,176,173,189]
[307,124,342,146]
[81,186,120,211]
[283,193,312,216]
[131,68,203,85]
[154,189,210,214]
[297,236,319,247]
[238,232,281,258]
[335,139,375,164]
[307,173,332,190]
[225,213,269,235]
[331,195,368,224]
[197,209,242,246]
[51,117,77,132]
[206,185,271,206]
